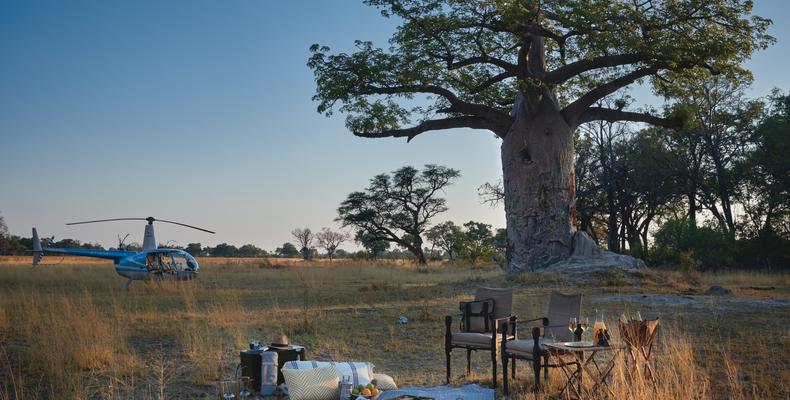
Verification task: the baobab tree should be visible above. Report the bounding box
[309,0,772,272]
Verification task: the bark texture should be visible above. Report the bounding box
[502,98,576,272]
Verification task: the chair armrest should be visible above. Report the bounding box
[532,327,546,356]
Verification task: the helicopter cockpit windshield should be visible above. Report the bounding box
[145,252,199,274]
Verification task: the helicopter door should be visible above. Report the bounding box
[146,253,159,272]
[146,253,171,273]
[160,254,175,273]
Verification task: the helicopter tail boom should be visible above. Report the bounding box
[30,227,133,265]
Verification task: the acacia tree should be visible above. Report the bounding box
[460,221,495,262]
[315,228,349,261]
[337,164,459,264]
[292,228,315,260]
[426,221,464,260]
[276,242,300,258]
[355,231,391,259]
[309,0,772,272]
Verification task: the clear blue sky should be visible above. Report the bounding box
[1,1,788,250]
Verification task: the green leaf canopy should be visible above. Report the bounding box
[308,0,773,141]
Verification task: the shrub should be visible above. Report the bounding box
[651,218,735,270]
[735,229,790,270]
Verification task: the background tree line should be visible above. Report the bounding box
[2,83,786,271]
[567,84,788,270]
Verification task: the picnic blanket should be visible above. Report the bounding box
[377,384,494,400]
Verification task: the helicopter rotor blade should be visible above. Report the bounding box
[155,219,215,234]
[66,217,215,234]
[66,218,147,225]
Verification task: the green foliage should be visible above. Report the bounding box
[425,221,464,260]
[337,164,460,263]
[275,242,300,258]
[652,218,735,270]
[354,231,391,259]
[0,213,7,237]
[210,243,238,257]
[185,243,203,257]
[458,221,494,262]
[309,0,772,139]
[736,229,790,270]
[236,244,268,258]
[425,220,495,262]
[183,242,267,257]
[739,90,790,239]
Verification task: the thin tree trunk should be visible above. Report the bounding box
[502,100,575,272]
[413,246,427,264]
[688,192,697,228]
[606,196,619,253]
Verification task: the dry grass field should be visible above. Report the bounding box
[0,256,788,399]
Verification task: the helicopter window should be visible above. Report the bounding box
[146,253,160,272]
[145,253,195,273]
[170,254,195,272]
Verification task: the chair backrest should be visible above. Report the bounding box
[474,287,513,319]
[545,292,581,342]
[459,299,494,333]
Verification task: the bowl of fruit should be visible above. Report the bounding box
[350,380,382,400]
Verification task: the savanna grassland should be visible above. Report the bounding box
[0,257,788,399]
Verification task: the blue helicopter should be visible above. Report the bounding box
[31,217,214,288]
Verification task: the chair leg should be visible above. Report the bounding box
[533,357,541,393]
[512,357,516,379]
[491,347,497,388]
[446,348,451,384]
[445,316,452,385]
[466,349,472,376]
[502,354,509,395]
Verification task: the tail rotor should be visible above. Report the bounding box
[31,228,44,266]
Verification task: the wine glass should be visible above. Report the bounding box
[568,317,577,342]
[579,317,589,340]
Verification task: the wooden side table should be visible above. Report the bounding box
[264,345,306,385]
[545,342,625,399]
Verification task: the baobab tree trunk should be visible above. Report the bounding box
[502,99,576,272]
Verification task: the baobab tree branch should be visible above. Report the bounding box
[446,55,518,72]
[544,53,644,84]
[470,71,517,93]
[578,107,681,128]
[562,67,659,125]
[353,116,496,142]
[361,84,508,122]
